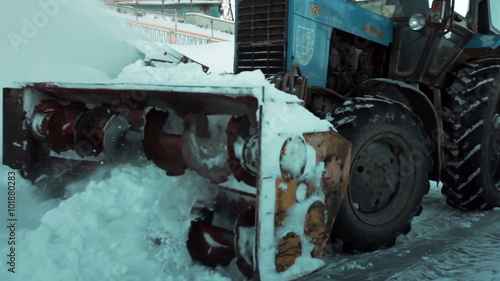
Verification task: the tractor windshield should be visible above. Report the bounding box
[490,1,500,32]
[349,0,430,18]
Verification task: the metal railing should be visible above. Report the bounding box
[129,20,229,45]
[185,12,234,34]
[108,3,187,22]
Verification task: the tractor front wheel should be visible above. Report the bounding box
[328,97,431,252]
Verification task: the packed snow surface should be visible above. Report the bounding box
[0,1,499,281]
[0,165,231,281]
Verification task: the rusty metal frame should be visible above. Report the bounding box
[3,88,24,169]
[254,94,351,280]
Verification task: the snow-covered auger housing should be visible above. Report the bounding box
[3,82,351,280]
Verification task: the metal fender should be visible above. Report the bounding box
[464,34,500,50]
[352,78,440,179]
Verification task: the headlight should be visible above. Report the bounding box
[409,13,427,31]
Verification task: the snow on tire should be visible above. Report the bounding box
[327,97,431,252]
[441,58,500,210]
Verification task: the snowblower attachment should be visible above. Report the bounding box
[3,83,351,280]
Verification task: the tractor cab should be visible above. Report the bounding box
[348,0,430,19]
[389,0,499,86]
[351,0,499,86]
[453,0,500,34]
[486,1,500,33]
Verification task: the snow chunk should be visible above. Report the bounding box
[204,233,227,249]
[280,137,308,180]
[334,103,374,115]
[279,182,288,191]
[339,261,369,270]
[459,222,473,228]
[295,184,308,202]
[332,116,356,126]
[237,226,256,265]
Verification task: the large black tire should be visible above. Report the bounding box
[441,59,500,210]
[328,97,431,252]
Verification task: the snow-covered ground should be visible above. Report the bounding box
[0,1,499,281]
[306,183,500,281]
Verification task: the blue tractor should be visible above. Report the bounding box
[235,0,499,263]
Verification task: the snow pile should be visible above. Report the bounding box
[166,41,235,73]
[111,54,310,105]
[130,40,235,74]
[0,1,240,280]
[0,164,231,281]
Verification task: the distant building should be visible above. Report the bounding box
[110,0,223,17]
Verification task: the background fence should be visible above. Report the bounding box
[129,20,229,45]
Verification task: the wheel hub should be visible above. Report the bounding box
[351,141,399,213]
[348,133,414,226]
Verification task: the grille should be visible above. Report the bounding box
[235,0,288,75]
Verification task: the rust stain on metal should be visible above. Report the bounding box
[275,178,299,228]
[303,131,351,258]
[28,83,259,116]
[48,104,87,153]
[143,109,186,175]
[187,221,236,268]
[275,232,302,273]
[270,131,351,275]
[306,182,316,199]
[304,201,326,258]
[363,24,385,39]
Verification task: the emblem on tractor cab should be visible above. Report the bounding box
[296,25,315,66]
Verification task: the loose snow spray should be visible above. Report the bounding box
[0,0,142,88]
[0,1,226,280]
[0,0,143,155]
[7,0,74,54]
